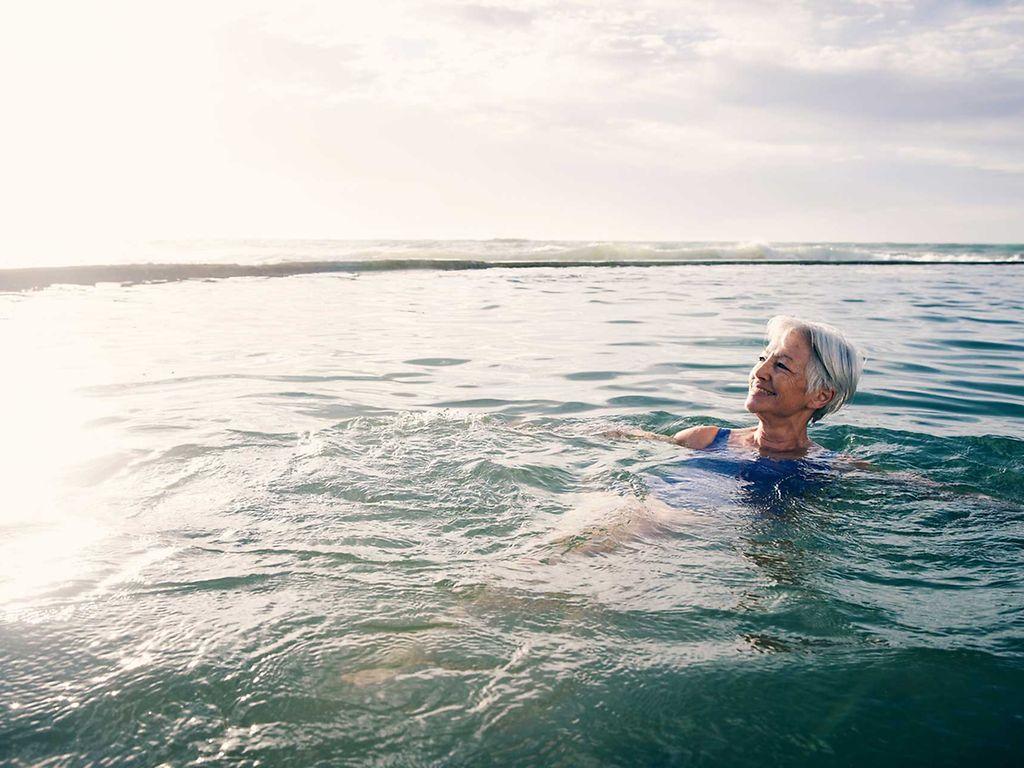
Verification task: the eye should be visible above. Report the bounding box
[777,362,790,372]
[757,355,766,362]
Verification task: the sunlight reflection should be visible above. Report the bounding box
[0,518,108,607]
[0,292,116,609]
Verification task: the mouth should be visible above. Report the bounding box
[750,383,775,396]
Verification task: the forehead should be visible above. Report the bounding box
[767,328,812,363]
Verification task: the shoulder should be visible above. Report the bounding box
[672,425,723,449]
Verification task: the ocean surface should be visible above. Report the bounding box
[1,241,1022,766]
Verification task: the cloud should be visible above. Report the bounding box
[203,0,1024,238]
[720,62,1024,121]
[4,0,1021,242]
[449,3,536,28]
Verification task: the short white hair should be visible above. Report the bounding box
[766,315,864,423]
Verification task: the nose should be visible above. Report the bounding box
[753,356,772,381]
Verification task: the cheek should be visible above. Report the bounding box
[777,379,804,401]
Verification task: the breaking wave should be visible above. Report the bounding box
[3,239,1021,291]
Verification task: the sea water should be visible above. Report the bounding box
[1,243,1022,766]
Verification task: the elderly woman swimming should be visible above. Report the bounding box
[627,316,863,457]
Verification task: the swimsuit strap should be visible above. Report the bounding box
[709,427,731,448]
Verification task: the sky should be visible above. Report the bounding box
[2,0,1023,249]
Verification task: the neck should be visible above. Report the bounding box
[752,414,813,454]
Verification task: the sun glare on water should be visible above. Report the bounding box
[0,295,117,612]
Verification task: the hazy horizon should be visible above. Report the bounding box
[2,239,1020,279]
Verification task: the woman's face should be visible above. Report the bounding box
[745,329,827,420]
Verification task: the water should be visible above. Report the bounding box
[2,246,1023,766]
[2,239,1022,291]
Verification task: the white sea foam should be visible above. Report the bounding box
[1,240,1020,291]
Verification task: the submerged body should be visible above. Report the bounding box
[648,426,839,510]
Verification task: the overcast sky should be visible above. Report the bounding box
[3,0,1023,247]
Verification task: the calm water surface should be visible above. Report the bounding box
[1,262,1023,766]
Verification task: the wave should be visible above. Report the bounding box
[2,240,1021,291]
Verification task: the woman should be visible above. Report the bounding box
[624,315,863,458]
[556,316,864,552]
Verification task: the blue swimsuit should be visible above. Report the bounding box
[647,427,837,509]
[707,427,731,449]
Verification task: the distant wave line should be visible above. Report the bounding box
[3,258,1023,291]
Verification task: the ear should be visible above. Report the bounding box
[809,387,834,410]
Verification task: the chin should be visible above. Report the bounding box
[745,392,776,415]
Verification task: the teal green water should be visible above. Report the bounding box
[1,259,1023,766]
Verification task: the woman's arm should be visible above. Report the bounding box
[602,425,720,449]
[601,426,678,443]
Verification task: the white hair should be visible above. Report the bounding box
[766,315,865,423]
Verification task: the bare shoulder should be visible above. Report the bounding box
[672,425,722,449]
